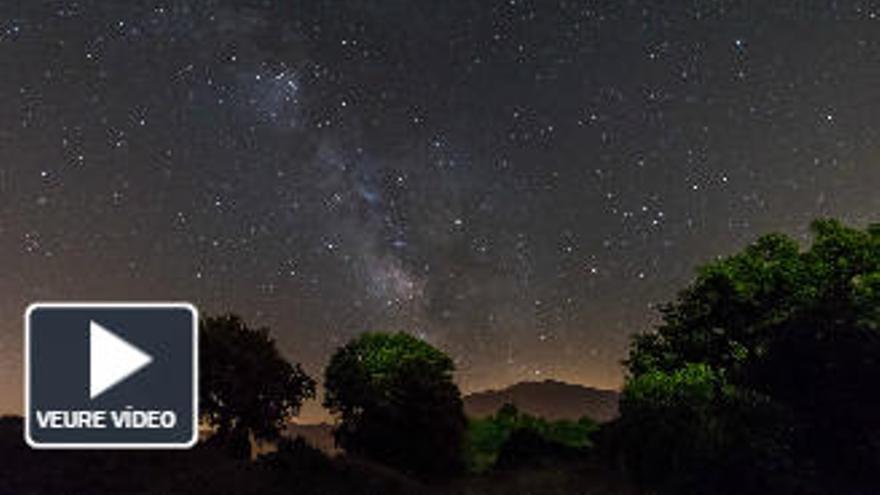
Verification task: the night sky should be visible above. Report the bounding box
[2,1,879,421]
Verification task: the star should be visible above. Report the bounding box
[0,1,877,419]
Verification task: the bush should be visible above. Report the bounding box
[464,404,596,473]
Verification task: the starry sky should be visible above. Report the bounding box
[1,1,879,422]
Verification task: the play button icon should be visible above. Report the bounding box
[25,302,198,449]
[89,321,153,399]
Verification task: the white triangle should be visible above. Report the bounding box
[89,320,153,399]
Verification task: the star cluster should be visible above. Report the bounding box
[1,1,879,420]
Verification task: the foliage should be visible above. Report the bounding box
[620,219,880,493]
[324,332,466,478]
[200,314,315,458]
[617,364,792,492]
[464,404,597,473]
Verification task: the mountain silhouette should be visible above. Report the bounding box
[463,380,620,422]
[278,380,620,456]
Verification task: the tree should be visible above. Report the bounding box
[616,364,790,493]
[200,314,315,458]
[323,332,466,477]
[621,219,880,493]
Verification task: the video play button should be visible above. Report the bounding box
[25,302,198,449]
[89,321,153,399]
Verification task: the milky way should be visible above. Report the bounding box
[1,2,879,420]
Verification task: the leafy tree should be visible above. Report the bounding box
[323,332,466,477]
[200,314,315,458]
[621,219,880,492]
[617,364,790,492]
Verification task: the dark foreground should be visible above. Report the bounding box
[0,417,636,495]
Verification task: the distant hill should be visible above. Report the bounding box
[278,380,620,456]
[463,380,620,423]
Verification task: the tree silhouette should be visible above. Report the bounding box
[324,332,466,477]
[620,219,880,493]
[200,314,315,458]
